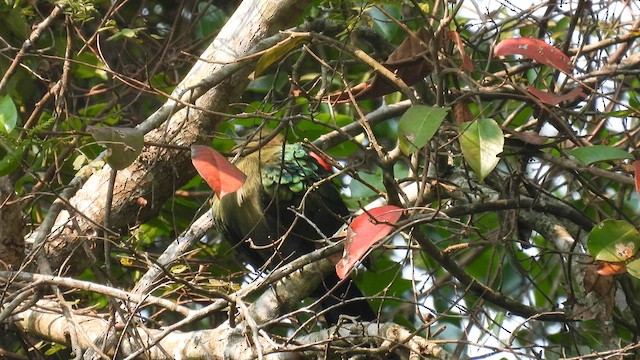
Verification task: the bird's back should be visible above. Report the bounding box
[214,141,348,270]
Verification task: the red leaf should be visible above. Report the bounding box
[596,261,627,276]
[494,37,572,74]
[191,145,247,199]
[336,205,403,279]
[633,160,640,195]
[526,85,586,105]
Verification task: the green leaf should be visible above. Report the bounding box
[605,109,634,118]
[74,52,108,81]
[0,144,26,176]
[107,27,144,41]
[626,258,640,279]
[44,343,67,356]
[355,258,411,312]
[0,95,18,134]
[87,126,144,170]
[195,3,226,39]
[367,5,401,40]
[171,264,188,274]
[587,219,640,262]
[0,4,29,39]
[313,113,353,127]
[569,145,633,165]
[398,105,449,155]
[254,34,310,77]
[459,118,504,181]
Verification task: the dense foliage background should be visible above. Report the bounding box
[1,0,640,359]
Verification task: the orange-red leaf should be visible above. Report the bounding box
[494,37,572,74]
[526,85,586,105]
[446,31,474,72]
[191,145,246,199]
[336,205,403,279]
[633,160,640,195]
[596,261,627,276]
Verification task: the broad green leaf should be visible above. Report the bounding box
[87,126,144,170]
[459,118,504,181]
[355,258,411,312]
[254,34,310,77]
[195,3,226,39]
[569,145,633,165]
[74,52,108,81]
[367,5,401,40]
[0,144,26,176]
[0,95,18,134]
[398,105,449,155]
[626,258,640,279]
[587,219,640,262]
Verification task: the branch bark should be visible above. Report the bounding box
[26,0,310,272]
[0,177,24,270]
[10,300,447,360]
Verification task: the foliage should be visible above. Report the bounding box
[1,0,640,359]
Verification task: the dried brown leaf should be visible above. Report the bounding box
[580,263,615,320]
[452,100,473,124]
[324,28,433,103]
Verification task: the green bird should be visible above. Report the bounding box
[212,135,375,324]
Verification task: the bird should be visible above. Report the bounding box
[211,133,375,324]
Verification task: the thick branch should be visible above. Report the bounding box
[11,302,445,360]
[28,0,310,272]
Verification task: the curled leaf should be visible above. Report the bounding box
[191,145,247,199]
[336,205,403,279]
[254,34,310,78]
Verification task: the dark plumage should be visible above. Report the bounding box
[212,135,375,324]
